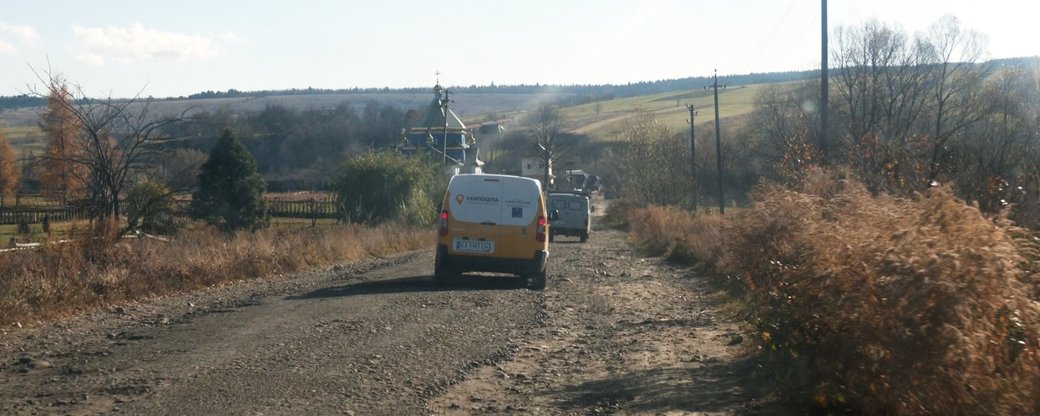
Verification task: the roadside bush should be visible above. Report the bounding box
[16,217,30,235]
[125,180,180,235]
[627,205,727,269]
[602,198,635,228]
[333,152,447,225]
[739,182,1040,414]
[629,176,1040,414]
[613,109,697,209]
[0,224,432,326]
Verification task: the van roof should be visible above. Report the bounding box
[547,192,589,200]
[450,174,542,191]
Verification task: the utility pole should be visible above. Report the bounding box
[540,132,551,193]
[710,70,725,215]
[542,144,551,192]
[686,104,698,210]
[441,88,450,165]
[820,0,829,164]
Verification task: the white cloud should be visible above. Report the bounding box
[73,23,218,65]
[217,32,249,45]
[0,23,40,43]
[75,52,106,67]
[0,40,14,54]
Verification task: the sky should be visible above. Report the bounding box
[1,0,1038,98]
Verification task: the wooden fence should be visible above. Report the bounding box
[0,206,89,225]
[266,200,339,219]
[0,196,340,225]
[0,194,70,209]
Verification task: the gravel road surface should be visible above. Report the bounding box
[0,205,783,415]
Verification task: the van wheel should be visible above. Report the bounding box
[528,270,547,291]
[434,267,452,287]
[434,252,452,287]
[580,232,588,243]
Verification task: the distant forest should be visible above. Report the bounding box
[5,58,1034,111]
[176,69,818,101]
[0,68,824,110]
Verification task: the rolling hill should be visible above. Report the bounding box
[0,69,822,163]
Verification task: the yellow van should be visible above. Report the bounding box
[434,174,554,289]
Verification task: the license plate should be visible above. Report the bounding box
[453,239,494,253]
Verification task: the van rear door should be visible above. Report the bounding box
[448,176,503,256]
[496,176,541,259]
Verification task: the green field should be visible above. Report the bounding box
[558,83,771,140]
[0,219,89,245]
[1,125,46,158]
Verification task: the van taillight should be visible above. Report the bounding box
[536,215,546,242]
[439,211,449,236]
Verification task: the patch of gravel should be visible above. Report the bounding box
[0,196,788,415]
[1,250,422,355]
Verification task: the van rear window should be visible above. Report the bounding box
[448,176,539,226]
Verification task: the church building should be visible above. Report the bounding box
[399,84,483,176]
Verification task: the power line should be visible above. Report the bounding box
[773,11,820,65]
[734,0,800,73]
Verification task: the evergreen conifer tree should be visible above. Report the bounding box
[190,130,268,232]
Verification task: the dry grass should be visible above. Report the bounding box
[626,205,727,266]
[0,221,431,326]
[628,174,1040,415]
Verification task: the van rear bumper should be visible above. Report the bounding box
[437,244,547,276]
[551,227,589,237]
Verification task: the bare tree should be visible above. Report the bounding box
[832,20,931,193]
[834,21,931,148]
[153,147,208,192]
[919,15,991,183]
[530,103,563,190]
[615,109,696,208]
[745,83,819,184]
[33,72,185,226]
[950,66,1040,212]
[831,16,990,193]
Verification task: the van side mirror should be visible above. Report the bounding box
[548,210,559,221]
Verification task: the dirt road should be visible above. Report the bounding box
[0,214,780,415]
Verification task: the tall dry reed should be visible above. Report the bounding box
[628,176,1040,414]
[0,224,431,326]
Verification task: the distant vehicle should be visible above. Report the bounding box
[435,174,556,290]
[547,192,591,243]
[559,170,597,195]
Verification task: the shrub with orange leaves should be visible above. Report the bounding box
[629,173,1040,414]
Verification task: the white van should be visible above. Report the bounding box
[435,174,554,289]
[547,192,591,242]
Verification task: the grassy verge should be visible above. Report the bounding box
[0,219,92,244]
[0,222,432,327]
[626,174,1040,414]
[0,217,344,245]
